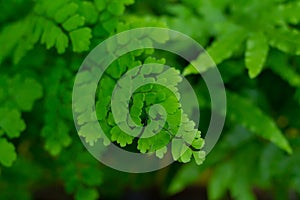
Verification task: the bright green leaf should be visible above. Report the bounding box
[63,15,85,31]
[54,2,78,23]
[107,2,125,16]
[245,32,269,78]
[56,32,69,54]
[70,27,92,52]
[79,1,98,24]
[110,126,133,147]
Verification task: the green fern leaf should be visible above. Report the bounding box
[227,93,292,154]
[191,137,205,149]
[56,31,69,54]
[245,32,269,78]
[156,146,167,159]
[270,60,300,87]
[41,20,62,49]
[183,27,247,75]
[102,17,119,33]
[70,27,92,52]
[0,138,17,167]
[78,122,103,146]
[193,150,205,165]
[35,0,68,17]
[0,17,38,64]
[179,148,193,163]
[267,27,300,55]
[130,93,145,125]
[110,126,134,147]
[62,14,85,31]
[0,108,26,138]
[42,120,72,156]
[53,2,78,23]
[278,1,300,25]
[107,1,125,16]
[138,130,171,153]
[94,0,106,11]
[171,138,188,160]
[78,1,98,24]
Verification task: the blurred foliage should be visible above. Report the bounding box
[1,0,300,199]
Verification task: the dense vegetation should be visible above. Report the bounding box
[1,0,300,199]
